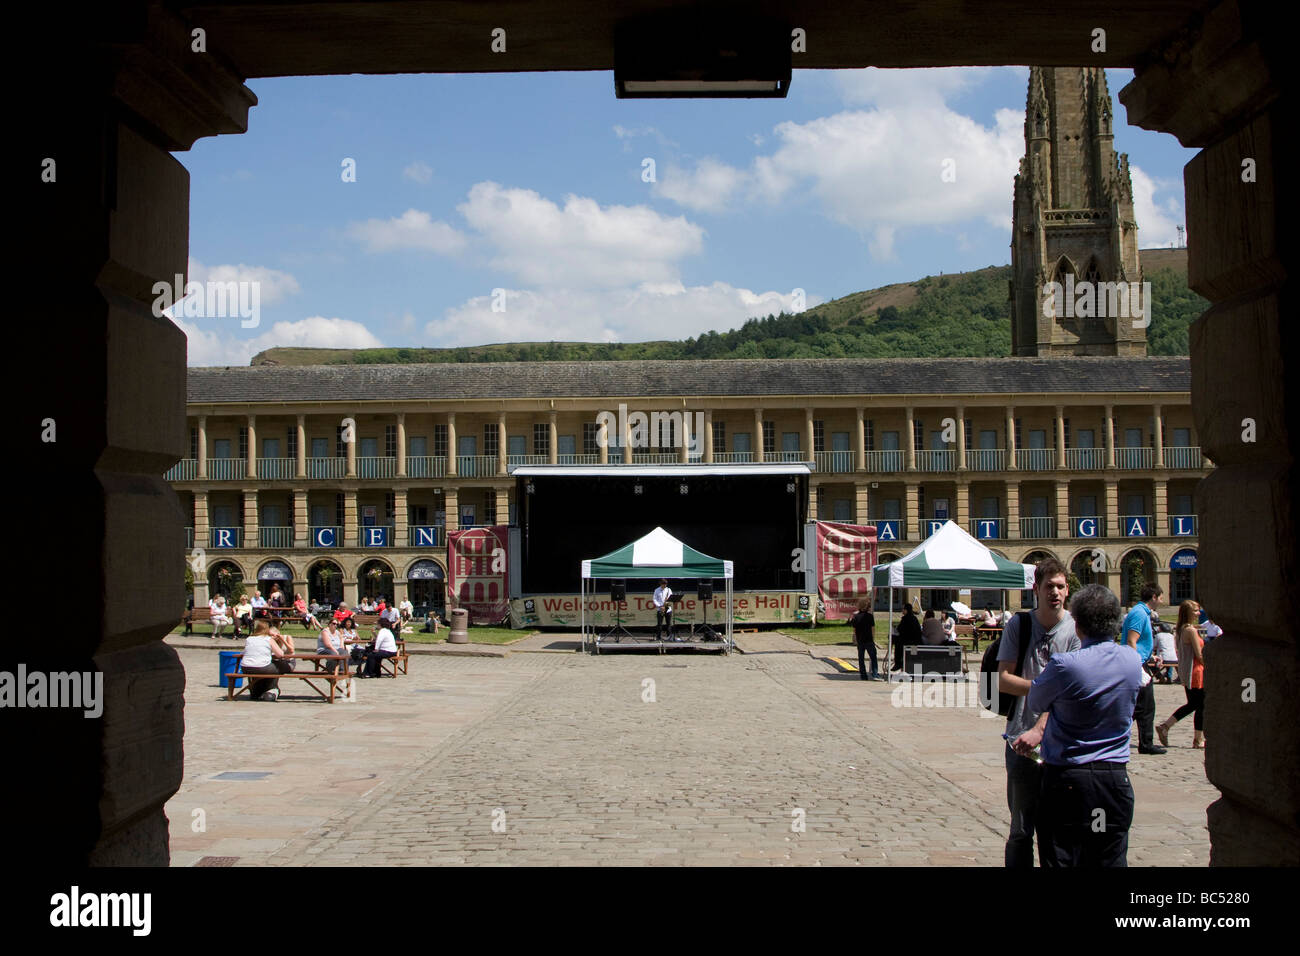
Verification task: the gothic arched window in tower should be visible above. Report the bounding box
[1084,257,1102,283]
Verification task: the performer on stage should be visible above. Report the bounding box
[653,578,674,640]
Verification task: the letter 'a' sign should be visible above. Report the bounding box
[875,520,900,541]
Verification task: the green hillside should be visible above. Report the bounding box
[251,255,1204,366]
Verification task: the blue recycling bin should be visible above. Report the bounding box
[219,650,243,689]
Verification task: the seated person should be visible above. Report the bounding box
[921,609,948,645]
[1152,623,1179,683]
[942,614,958,643]
[250,590,269,620]
[892,603,922,670]
[399,598,414,624]
[233,594,253,637]
[333,602,355,626]
[269,586,286,609]
[240,620,294,701]
[357,619,399,678]
[981,605,1000,628]
[294,592,321,630]
[208,595,232,638]
[316,619,345,673]
[359,597,374,613]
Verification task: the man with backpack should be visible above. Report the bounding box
[996,557,1079,867]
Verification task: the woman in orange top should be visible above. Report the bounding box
[1156,600,1206,749]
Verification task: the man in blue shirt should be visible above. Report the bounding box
[1024,583,1142,866]
[1123,584,1166,754]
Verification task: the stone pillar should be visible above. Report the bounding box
[808,481,819,521]
[805,407,815,463]
[394,489,408,546]
[343,576,359,609]
[194,491,210,548]
[1154,478,1168,538]
[704,410,714,464]
[622,413,632,464]
[197,415,208,479]
[293,489,309,548]
[1154,404,1165,467]
[496,487,510,526]
[1104,404,1116,469]
[679,413,690,463]
[905,407,917,471]
[548,411,558,465]
[1104,480,1119,543]
[295,414,307,479]
[396,413,407,477]
[345,415,357,477]
[856,407,866,472]
[1005,480,1021,539]
[445,489,460,535]
[1006,406,1018,471]
[393,578,409,606]
[446,412,457,476]
[1056,405,1067,469]
[343,490,358,548]
[854,481,870,524]
[246,414,258,479]
[754,408,765,463]
[497,413,508,476]
[598,417,609,465]
[1055,479,1070,539]
[243,489,258,545]
[904,483,919,540]
[956,406,967,471]
[956,482,970,532]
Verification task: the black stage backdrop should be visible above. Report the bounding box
[519,473,807,593]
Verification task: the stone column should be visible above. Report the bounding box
[394,489,408,546]
[295,414,307,479]
[396,413,407,477]
[444,489,460,535]
[343,490,358,548]
[1104,404,1116,469]
[1006,406,1018,471]
[856,407,866,472]
[548,411,558,465]
[622,413,632,464]
[194,491,210,548]
[446,412,457,477]
[1153,478,1168,538]
[805,407,815,463]
[1055,479,1070,539]
[1005,480,1020,540]
[598,417,609,465]
[854,481,870,524]
[754,408,765,463]
[704,410,714,464]
[243,489,258,546]
[1104,480,1119,542]
[197,415,208,479]
[1154,404,1165,467]
[904,483,919,540]
[905,407,917,471]
[345,415,357,477]
[246,414,258,479]
[956,482,970,533]
[497,413,508,476]
[679,412,690,463]
[496,487,510,526]
[1056,404,1067,469]
[808,481,819,521]
[293,489,309,548]
[956,406,967,471]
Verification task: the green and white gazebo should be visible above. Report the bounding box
[871,520,1035,671]
[580,526,734,652]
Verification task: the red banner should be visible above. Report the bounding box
[816,521,878,620]
[447,526,510,624]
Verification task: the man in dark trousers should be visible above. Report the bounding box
[892,602,922,672]
[850,598,880,680]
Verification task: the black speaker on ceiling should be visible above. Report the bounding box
[611,581,627,602]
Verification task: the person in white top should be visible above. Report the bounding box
[357,622,399,678]
[209,595,231,638]
[399,597,414,627]
[653,579,674,640]
[240,620,293,700]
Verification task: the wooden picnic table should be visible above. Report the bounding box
[226,653,353,702]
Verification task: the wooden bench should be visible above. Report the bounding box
[182,607,211,635]
[341,638,409,677]
[227,655,353,703]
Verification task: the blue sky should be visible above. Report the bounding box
[176,67,1194,366]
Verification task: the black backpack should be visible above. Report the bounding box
[979,611,1033,716]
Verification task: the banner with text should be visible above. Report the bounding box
[816,521,879,621]
[510,592,816,629]
[447,526,510,624]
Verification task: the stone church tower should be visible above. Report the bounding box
[1010,67,1145,356]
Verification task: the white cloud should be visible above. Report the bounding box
[187,259,300,305]
[403,161,434,184]
[347,208,467,254]
[422,282,817,347]
[829,66,1016,109]
[456,182,704,288]
[179,315,384,367]
[654,157,746,213]
[1130,164,1184,248]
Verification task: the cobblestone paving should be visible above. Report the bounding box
[166,647,1216,866]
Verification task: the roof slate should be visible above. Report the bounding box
[187,357,1190,404]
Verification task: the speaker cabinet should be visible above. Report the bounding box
[610,581,626,601]
[697,582,714,601]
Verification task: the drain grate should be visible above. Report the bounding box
[214,771,272,781]
[195,856,239,867]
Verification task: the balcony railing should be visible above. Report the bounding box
[558,454,600,465]
[1169,514,1198,536]
[1120,514,1154,537]
[815,450,855,473]
[507,454,549,467]
[307,456,346,479]
[455,455,496,477]
[405,455,447,478]
[969,518,1004,539]
[1070,515,1106,538]
[408,525,441,548]
[207,458,246,481]
[209,527,243,548]
[865,450,905,472]
[1019,516,1055,539]
[767,450,807,463]
[1015,448,1056,471]
[631,453,680,464]
[1065,448,1106,470]
[713,452,754,463]
[358,525,394,547]
[965,448,1006,472]
[257,458,295,480]
[1117,448,1155,469]
[917,449,955,472]
[1163,446,1203,469]
[357,456,397,479]
[259,526,294,549]
[166,459,197,481]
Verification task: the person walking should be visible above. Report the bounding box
[850,598,880,681]
[1024,583,1142,867]
[1156,600,1206,749]
[1123,584,1167,754]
